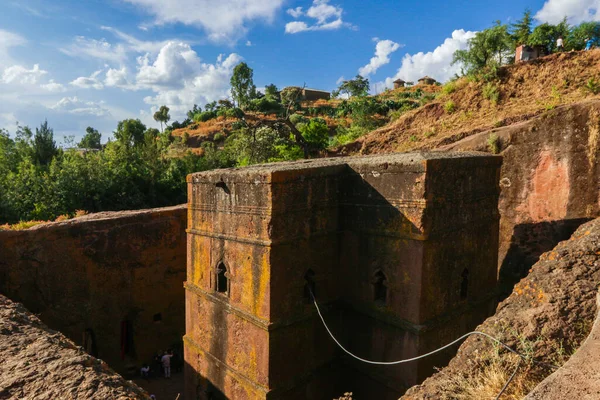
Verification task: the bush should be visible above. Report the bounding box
[194,111,217,122]
[584,78,600,95]
[213,133,225,142]
[483,83,500,104]
[226,108,245,119]
[441,81,457,95]
[247,98,282,115]
[331,125,369,147]
[289,114,308,126]
[298,119,329,152]
[487,133,501,154]
[444,100,457,114]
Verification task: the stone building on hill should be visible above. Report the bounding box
[184,152,502,399]
[393,79,406,89]
[283,86,331,102]
[418,76,437,85]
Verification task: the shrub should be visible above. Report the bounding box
[289,114,308,126]
[424,130,436,138]
[487,133,501,154]
[225,108,245,119]
[331,125,369,147]
[444,100,457,114]
[584,78,600,95]
[483,83,500,104]
[298,119,329,152]
[194,111,217,122]
[409,135,418,142]
[441,81,457,95]
[213,133,224,142]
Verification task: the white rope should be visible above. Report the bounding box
[311,292,523,365]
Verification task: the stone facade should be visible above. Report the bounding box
[0,205,187,375]
[185,152,502,399]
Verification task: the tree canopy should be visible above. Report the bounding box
[333,75,370,98]
[78,127,102,150]
[230,62,257,109]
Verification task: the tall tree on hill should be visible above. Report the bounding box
[511,9,533,47]
[33,120,58,166]
[153,105,171,132]
[569,22,600,50]
[333,75,370,98]
[529,19,570,54]
[265,84,280,102]
[114,119,147,147]
[230,62,257,109]
[453,22,512,75]
[78,127,102,149]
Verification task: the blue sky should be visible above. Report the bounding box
[0,0,596,142]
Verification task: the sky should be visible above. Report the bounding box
[0,0,598,143]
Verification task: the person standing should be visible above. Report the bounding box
[586,37,594,51]
[556,36,564,52]
[161,351,173,378]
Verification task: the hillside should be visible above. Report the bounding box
[341,50,600,155]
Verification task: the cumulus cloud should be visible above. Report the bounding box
[0,29,27,64]
[359,39,402,77]
[51,96,111,117]
[105,67,130,87]
[140,50,243,114]
[136,42,202,88]
[70,70,104,90]
[536,0,600,24]
[285,0,354,34]
[376,29,476,91]
[2,64,48,84]
[122,0,284,43]
[41,80,66,92]
[60,36,128,64]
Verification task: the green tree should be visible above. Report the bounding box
[187,104,201,120]
[265,84,280,102]
[230,62,257,109]
[568,22,600,50]
[333,75,370,98]
[153,105,171,132]
[114,119,147,147]
[510,9,533,46]
[529,20,570,53]
[453,22,513,75]
[298,119,329,153]
[33,120,58,166]
[78,127,102,149]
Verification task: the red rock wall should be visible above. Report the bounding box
[443,100,600,290]
[0,205,187,374]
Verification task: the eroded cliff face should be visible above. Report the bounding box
[0,294,149,400]
[0,205,187,374]
[442,100,600,289]
[402,217,600,399]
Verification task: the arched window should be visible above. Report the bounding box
[460,268,469,300]
[216,262,228,294]
[373,270,388,304]
[303,269,316,304]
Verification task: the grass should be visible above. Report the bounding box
[441,81,458,95]
[483,83,500,105]
[444,100,457,114]
[487,133,501,154]
[0,210,88,231]
[584,78,600,95]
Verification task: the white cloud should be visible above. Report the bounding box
[359,39,402,77]
[70,70,104,90]
[2,64,48,84]
[246,40,253,47]
[536,0,600,24]
[105,67,130,87]
[0,29,27,63]
[41,80,66,92]
[136,42,202,89]
[122,0,284,43]
[140,50,243,115]
[287,7,304,18]
[51,96,111,117]
[377,29,476,90]
[60,36,128,64]
[285,0,354,34]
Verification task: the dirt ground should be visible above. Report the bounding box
[134,371,185,400]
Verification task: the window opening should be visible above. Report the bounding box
[303,269,316,304]
[373,270,387,304]
[120,320,134,359]
[216,262,228,294]
[460,268,469,300]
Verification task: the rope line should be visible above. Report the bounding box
[495,357,522,400]
[311,291,522,365]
